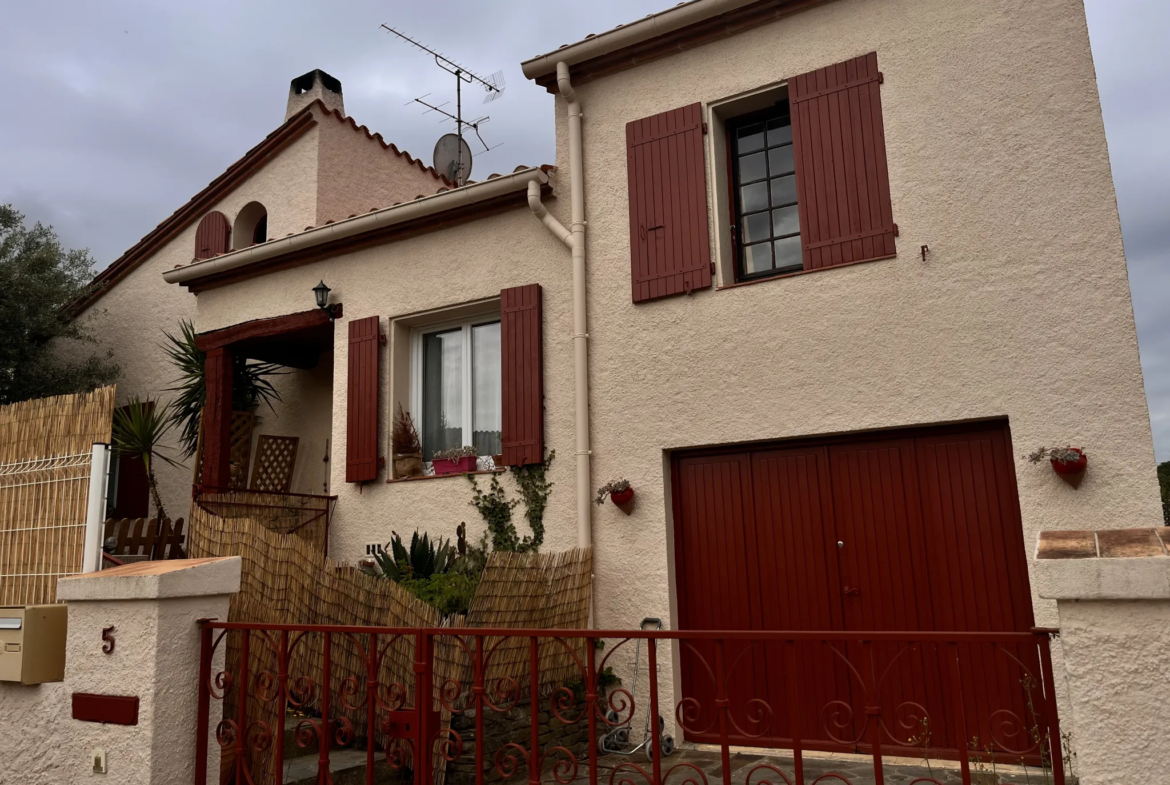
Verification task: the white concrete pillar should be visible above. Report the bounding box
[1035,528,1170,785]
[56,557,241,784]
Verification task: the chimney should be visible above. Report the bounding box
[286,69,344,121]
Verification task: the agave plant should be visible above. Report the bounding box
[162,319,283,458]
[365,530,453,582]
[111,397,183,526]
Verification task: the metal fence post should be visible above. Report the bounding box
[194,622,212,785]
[82,442,111,573]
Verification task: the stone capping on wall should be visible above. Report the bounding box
[56,556,242,601]
[1034,528,1170,601]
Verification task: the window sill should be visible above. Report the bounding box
[386,469,504,484]
[717,253,896,290]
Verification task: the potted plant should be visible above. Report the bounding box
[392,404,424,478]
[433,446,478,476]
[596,479,635,514]
[1028,446,1087,477]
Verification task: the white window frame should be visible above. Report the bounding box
[409,314,502,460]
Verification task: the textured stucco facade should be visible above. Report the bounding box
[169,0,1161,754]
[192,0,1158,621]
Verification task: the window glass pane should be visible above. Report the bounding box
[740,182,768,213]
[743,242,773,275]
[766,118,792,146]
[774,235,803,270]
[738,152,767,183]
[737,123,765,153]
[422,328,463,459]
[770,174,797,206]
[471,322,501,458]
[741,212,771,244]
[772,204,800,237]
[769,146,794,176]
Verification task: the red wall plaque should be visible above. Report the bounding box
[72,693,139,726]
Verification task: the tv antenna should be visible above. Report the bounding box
[381,25,505,186]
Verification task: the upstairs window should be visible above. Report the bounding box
[729,103,801,280]
[412,318,502,462]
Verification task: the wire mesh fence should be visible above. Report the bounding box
[0,386,115,605]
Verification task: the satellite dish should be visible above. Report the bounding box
[433,133,473,184]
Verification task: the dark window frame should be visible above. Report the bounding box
[727,102,801,282]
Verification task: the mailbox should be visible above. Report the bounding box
[0,605,67,684]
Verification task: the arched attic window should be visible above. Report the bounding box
[233,202,269,250]
[194,211,231,260]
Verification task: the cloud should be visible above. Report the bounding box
[2,0,1169,459]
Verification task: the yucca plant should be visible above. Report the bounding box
[111,397,183,532]
[162,319,283,458]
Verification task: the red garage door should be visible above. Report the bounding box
[671,421,1036,757]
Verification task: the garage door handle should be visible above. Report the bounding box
[843,586,861,596]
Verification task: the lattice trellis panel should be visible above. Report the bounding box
[249,435,299,493]
[192,411,255,488]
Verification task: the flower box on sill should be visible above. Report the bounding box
[432,456,477,476]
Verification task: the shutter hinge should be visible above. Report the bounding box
[710,262,716,275]
[378,457,386,469]
[378,332,387,346]
[702,121,708,135]
[878,72,884,85]
[893,223,899,237]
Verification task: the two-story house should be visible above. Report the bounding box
[90,0,1159,759]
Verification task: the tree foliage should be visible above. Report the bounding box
[0,205,119,404]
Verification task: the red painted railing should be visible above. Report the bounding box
[194,623,1065,785]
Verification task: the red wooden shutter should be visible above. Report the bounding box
[790,52,896,270]
[346,316,381,482]
[194,211,231,260]
[499,284,543,466]
[626,103,712,303]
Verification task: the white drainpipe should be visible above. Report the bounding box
[529,61,592,552]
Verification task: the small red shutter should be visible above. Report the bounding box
[626,103,712,303]
[346,316,380,483]
[790,52,896,270]
[194,211,231,260]
[499,284,543,466]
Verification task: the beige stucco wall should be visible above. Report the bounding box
[193,204,578,560]
[1052,598,1170,784]
[314,111,448,226]
[179,0,1157,756]
[548,0,1160,634]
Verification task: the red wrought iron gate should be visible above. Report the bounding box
[194,622,1064,785]
[671,421,1037,758]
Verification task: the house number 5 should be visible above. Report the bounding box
[102,626,115,654]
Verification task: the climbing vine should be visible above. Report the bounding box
[468,451,554,553]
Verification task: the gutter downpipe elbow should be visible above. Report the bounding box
[528,180,571,248]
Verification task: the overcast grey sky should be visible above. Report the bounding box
[1,1,1167,459]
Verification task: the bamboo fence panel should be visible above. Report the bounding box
[196,489,331,553]
[0,386,116,605]
[188,502,592,785]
